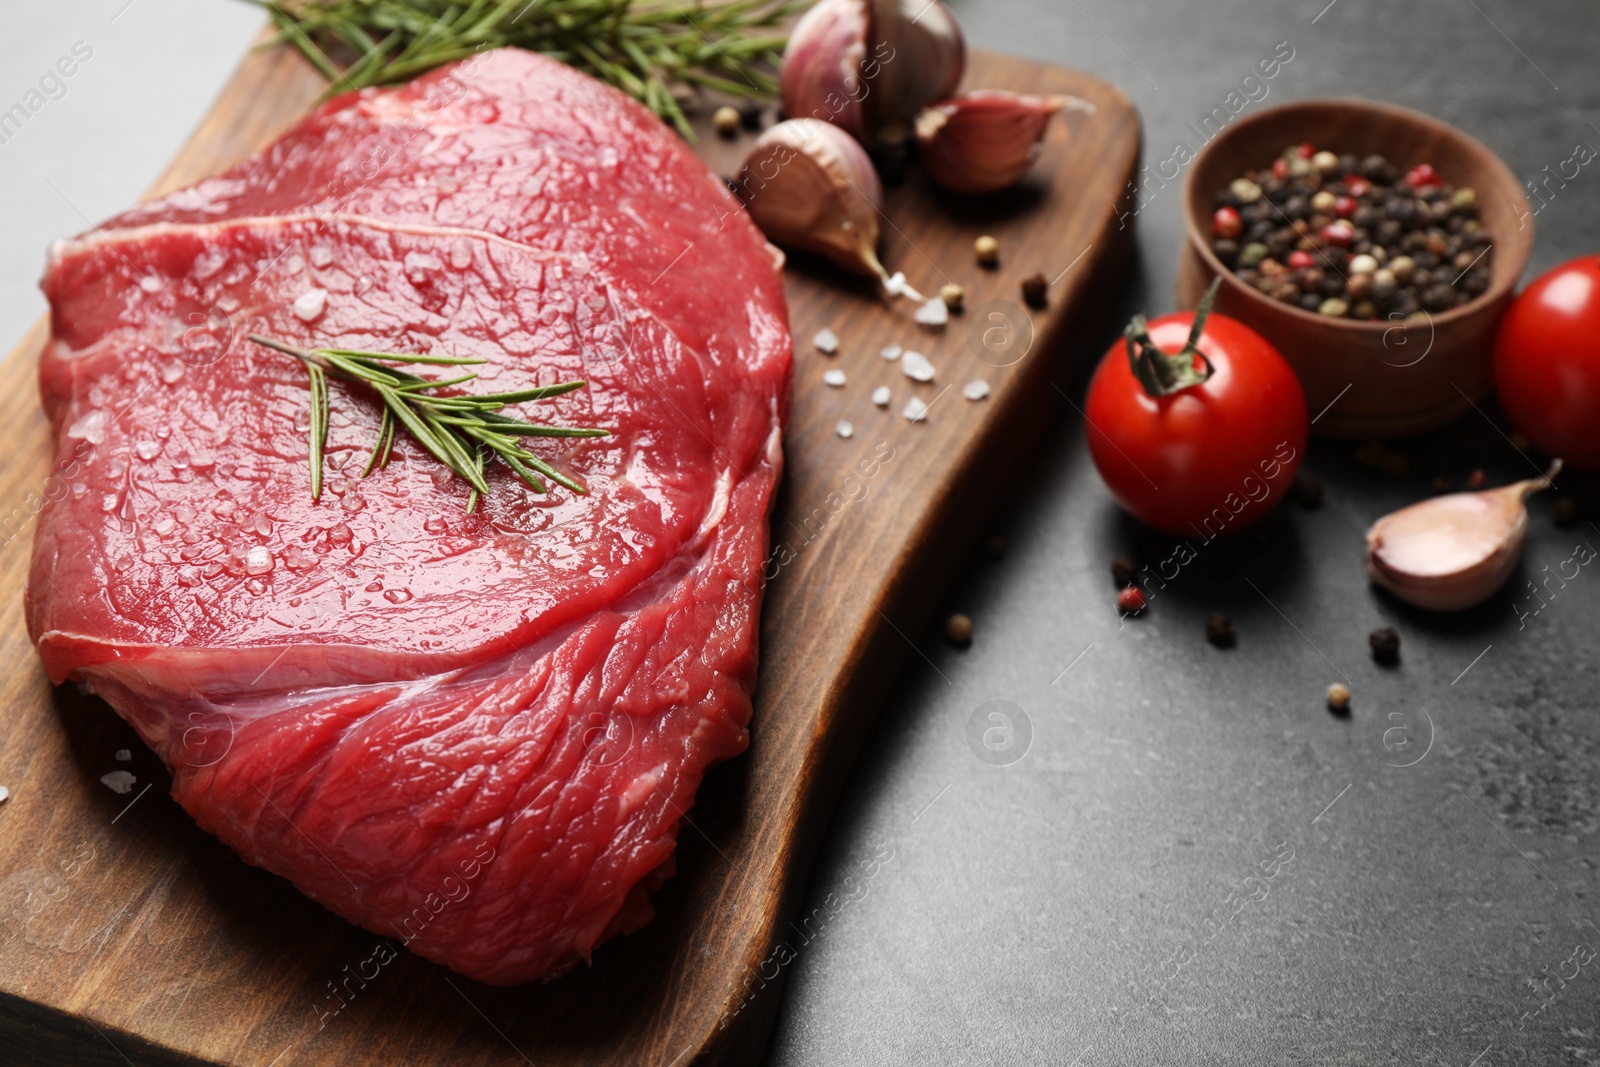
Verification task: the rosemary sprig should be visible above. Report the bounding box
[248,334,608,512]
[256,0,804,139]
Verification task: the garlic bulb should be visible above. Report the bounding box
[867,0,966,147]
[1365,461,1561,611]
[779,0,965,149]
[915,90,1068,194]
[736,118,887,276]
[779,0,871,141]
[735,119,927,302]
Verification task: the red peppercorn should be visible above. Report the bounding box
[1212,206,1243,239]
[1296,142,1315,159]
[1287,250,1315,269]
[1346,176,1372,198]
[1117,586,1146,613]
[1272,157,1290,180]
[1320,220,1355,247]
[1333,195,1357,218]
[1404,163,1440,188]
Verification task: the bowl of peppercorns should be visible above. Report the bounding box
[1177,100,1532,439]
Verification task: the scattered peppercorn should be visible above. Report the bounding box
[940,283,966,312]
[945,612,973,647]
[1021,272,1050,308]
[712,106,741,138]
[1110,556,1138,586]
[738,100,765,131]
[1466,468,1486,488]
[1205,613,1236,648]
[974,235,1000,268]
[1326,682,1351,714]
[1368,626,1400,664]
[1117,586,1146,614]
[1289,473,1323,509]
[1211,146,1490,319]
[1553,496,1579,526]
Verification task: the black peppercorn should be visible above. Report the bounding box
[1289,473,1323,508]
[1021,272,1050,308]
[1111,556,1138,586]
[1205,614,1236,648]
[1369,626,1401,664]
[738,100,765,130]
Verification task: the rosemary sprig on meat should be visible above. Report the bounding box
[248,334,607,512]
[257,0,802,138]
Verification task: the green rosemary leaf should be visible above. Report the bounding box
[361,405,396,476]
[469,380,588,403]
[318,348,488,366]
[308,363,329,499]
[259,0,802,137]
[250,335,605,508]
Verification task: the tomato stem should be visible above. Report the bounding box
[1125,277,1221,398]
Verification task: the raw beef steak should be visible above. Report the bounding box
[26,48,791,984]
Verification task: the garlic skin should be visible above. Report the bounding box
[779,0,871,141]
[779,0,965,148]
[1365,461,1561,611]
[735,118,887,278]
[915,91,1066,194]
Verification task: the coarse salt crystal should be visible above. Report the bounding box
[872,386,891,407]
[813,328,840,354]
[902,397,929,422]
[879,344,902,361]
[100,770,136,795]
[138,275,163,294]
[914,297,949,327]
[0,785,8,805]
[884,272,908,297]
[115,749,132,761]
[293,288,328,322]
[823,368,846,387]
[901,351,935,382]
[836,420,855,439]
[963,379,991,401]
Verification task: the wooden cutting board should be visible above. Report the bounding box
[0,36,1138,1067]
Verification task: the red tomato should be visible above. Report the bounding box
[1084,295,1308,536]
[1493,256,1600,471]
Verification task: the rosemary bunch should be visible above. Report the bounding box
[248,335,608,512]
[258,0,803,137]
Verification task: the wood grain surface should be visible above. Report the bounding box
[0,37,1138,1067]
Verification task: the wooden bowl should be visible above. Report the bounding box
[1176,99,1532,439]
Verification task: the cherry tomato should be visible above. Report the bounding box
[1493,256,1600,471]
[1084,287,1309,536]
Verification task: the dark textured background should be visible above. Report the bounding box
[764,1,1600,1064]
[2,2,1596,1065]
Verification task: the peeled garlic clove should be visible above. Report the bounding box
[865,0,966,147]
[779,0,870,141]
[1365,461,1561,611]
[915,91,1066,194]
[735,118,887,279]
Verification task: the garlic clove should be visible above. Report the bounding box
[866,0,966,148]
[779,0,871,140]
[915,90,1067,195]
[1365,460,1561,611]
[735,118,886,279]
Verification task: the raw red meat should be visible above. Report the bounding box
[26,49,790,984]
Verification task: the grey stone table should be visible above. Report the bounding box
[2,2,1596,1065]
